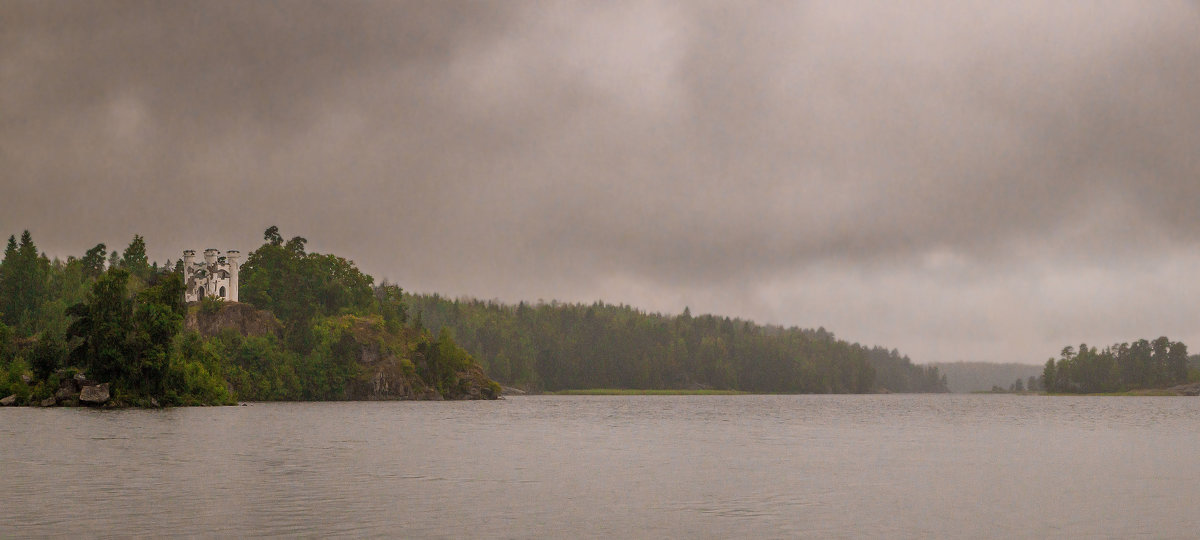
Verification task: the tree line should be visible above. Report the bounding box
[409,295,948,393]
[1042,338,1193,394]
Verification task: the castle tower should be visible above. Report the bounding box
[225,250,240,302]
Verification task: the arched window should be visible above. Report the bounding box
[219,286,227,298]
[198,286,205,299]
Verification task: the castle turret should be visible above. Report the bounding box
[203,248,219,265]
[226,250,240,302]
[183,250,195,266]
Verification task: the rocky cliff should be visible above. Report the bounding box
[184,302,282,338]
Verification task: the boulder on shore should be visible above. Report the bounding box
[73,372,96,388]
[1168,382,1200,396]
[0,394,15,406]
[40,396,57,407]
[79,383,110,405]
[54,386,77,402]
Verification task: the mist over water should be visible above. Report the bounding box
[3,395,1199,538]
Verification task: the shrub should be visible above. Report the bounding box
[200,296,224,316]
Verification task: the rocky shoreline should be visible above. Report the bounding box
[1,371,115,408]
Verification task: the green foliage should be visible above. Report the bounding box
[0,231,49,333]
[67,268,134,384]
[164,333,235,405]
[65,268,187,398]
[81,244,108,279]
[0,321,13,363]
[409,295,945,394]
[239,226,374,352]
[264,226,283,247]
[120,235,151,280]
[1,357,32,403]
[374,281,408,332]
[28,331,66,381]
[126,272,186,396]
[1044,338,1190,393]
[414,328,475,395]
[865,347,946,393]
[303,316,368,399]
[199,296,225,315]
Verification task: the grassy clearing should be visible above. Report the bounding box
[550,388,748,396]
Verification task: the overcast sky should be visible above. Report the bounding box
[4,1,1200,364]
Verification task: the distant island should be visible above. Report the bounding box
[0,227,947,407]
[936,343,1200,396]
[1040,340,1200,395]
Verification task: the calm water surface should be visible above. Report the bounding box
[3,395,1199,538]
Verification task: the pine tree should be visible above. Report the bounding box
[120,234,150,279]
[0,235,16,325]
[0,231,48,331]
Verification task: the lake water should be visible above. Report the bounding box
[3,395,1199,538]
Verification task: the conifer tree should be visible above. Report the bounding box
[120,234,150,279]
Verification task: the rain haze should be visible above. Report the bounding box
[4,1,1200,365]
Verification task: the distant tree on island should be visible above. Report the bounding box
[928,361,1043,393]
[1043,338,1192,393]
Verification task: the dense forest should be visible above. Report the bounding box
[409,295,948,393]
[0,228,498,406]
[1042,339,1198,394]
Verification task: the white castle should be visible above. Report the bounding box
[183,249,239,302]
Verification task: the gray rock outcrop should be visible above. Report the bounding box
[54,386,77,403]
[73,373,96,388]
[0,394,15,406]
[184,302,281,338]
[1168,382,1200,396]
[79,383,111,405]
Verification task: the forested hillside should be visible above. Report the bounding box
[409,295,948,393]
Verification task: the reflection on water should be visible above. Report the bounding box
[3,395,1200,538]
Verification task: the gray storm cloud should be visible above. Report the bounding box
[3,1,1200,364]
